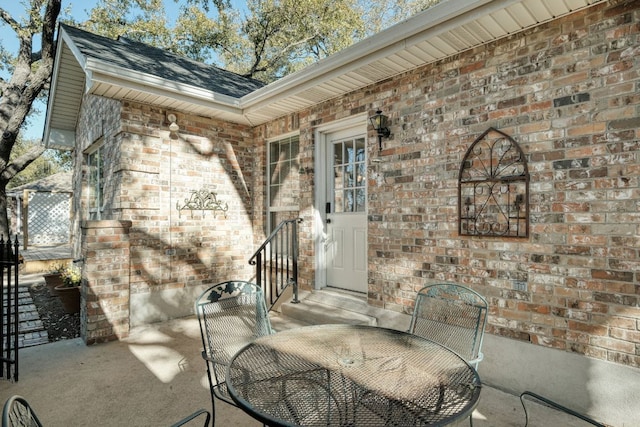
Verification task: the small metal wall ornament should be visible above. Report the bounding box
[176,189,229,218]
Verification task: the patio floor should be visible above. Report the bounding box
[1,313,600,426]
[1,252,603,426]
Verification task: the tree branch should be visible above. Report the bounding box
[0,8,21,32]
[41,0,61,63]
[1,144,46,182]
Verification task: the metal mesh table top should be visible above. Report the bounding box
[227,324,481,426]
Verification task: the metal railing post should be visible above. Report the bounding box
[291,219,299,303]
[248,218,302,309]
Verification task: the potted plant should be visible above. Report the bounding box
[55,265,82,314]
[43,262,66,296]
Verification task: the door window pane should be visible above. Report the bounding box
[332,137,366,213]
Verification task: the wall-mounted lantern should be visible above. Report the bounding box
[369,110,391,151]
[167,114,179,132]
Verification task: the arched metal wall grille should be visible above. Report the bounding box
[458,127,529,238]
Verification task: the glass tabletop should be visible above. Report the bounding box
[227,324,481,426]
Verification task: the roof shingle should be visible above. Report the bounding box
[60,23,265,98]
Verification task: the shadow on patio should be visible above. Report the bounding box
[2,248,605,426]
[0,314,603,427]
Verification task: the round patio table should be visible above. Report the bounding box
[227,324,481,426]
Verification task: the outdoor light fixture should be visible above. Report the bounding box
[369,110,391,150]
[167,114,179,132]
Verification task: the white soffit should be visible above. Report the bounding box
[44,0,604,146]
[241,0,605,124]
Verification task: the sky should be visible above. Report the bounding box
[1,0,241,141]
[1,0,101,140]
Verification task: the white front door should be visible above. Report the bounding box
[324,132,368,293]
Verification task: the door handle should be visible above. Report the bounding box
[326,219,332,223]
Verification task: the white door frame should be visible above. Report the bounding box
[313,114,368,290]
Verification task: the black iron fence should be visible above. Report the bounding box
[0,237,20,382]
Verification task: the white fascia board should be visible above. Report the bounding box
[42,64,62,146]
[241,0,603,115]
[43,32,75,146]
[241,0,498,112]
[83,57,242,112]
[59,27,88,69]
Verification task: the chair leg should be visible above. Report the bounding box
[520,391,605,427]
[209,393,216,426]
[169,409,211,427]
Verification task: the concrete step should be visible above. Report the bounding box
[303,288,371,312]
[277,288,377,327]
[269,312,313,332]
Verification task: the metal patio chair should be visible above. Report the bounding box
[195,280,274,425]
[2,395,43,427]
[408,284,488,369]
[520,391,605,427]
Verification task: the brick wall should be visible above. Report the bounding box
[73,0,639,366]
[121,105,261,324]
[81,220,132,343]
[287,0,639,367]
[75,99,262,330]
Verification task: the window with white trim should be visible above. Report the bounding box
[86,140,105,220]
[268,135,300,231]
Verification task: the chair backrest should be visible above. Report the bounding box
[2,395,43,427]
[408,284,488,367]
[195,280,273,398]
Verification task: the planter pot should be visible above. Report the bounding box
[44,273,64,296]
[54,285,80,314]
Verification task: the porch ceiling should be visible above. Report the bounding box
[43,0,605,149]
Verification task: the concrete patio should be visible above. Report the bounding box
[0,249,607,425]
[1,312,601,426]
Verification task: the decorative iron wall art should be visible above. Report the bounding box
[176,188,228,218]
[458,127,529,238]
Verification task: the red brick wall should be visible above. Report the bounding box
[286,0,639,367]
[73,0,639,367]
[119,105,260,305]
[81,220,132,343]
[76,100,263,330]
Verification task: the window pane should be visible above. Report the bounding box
[331,137,366,214]
[88,145,105,219]
[268,135,300,231]
[355,138,365,162]
[334,189,344,213]
[345,189,354,212]
[334,142,343,166]
[355,188,366,212]
[334,165,343,190]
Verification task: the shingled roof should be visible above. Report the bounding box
[44,0,605,149]
[61,24,265,99]
[8,172,72,194]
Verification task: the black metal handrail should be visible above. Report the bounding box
[248,218,302,309]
